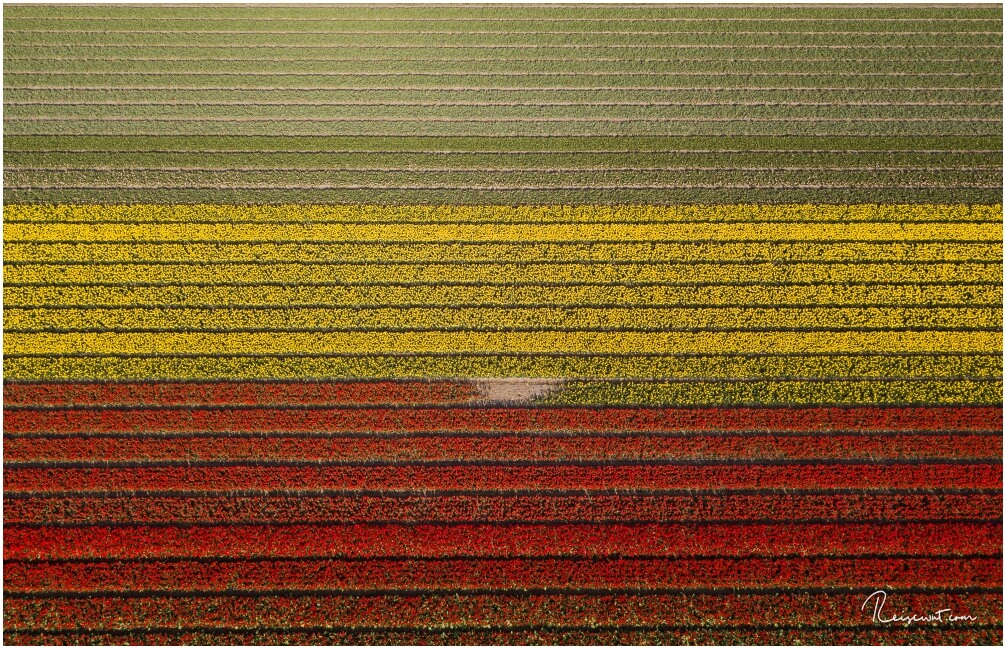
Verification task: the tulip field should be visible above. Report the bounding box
[3,4,1003,645]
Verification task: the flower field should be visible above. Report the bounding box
[3,3,1003,646]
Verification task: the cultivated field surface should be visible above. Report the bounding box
[3,4,1003,645]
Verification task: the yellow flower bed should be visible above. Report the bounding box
[6,203,1000,383]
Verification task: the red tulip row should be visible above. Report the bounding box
[4,380,479,407]
[8,432,1000,464]
[7,493,998,525]
[6,592,999,630]
[9,626,1000,646]
[7,556,1000,594]
[7,463,999,495]
[6,405,999,435]
[10,522,998,562]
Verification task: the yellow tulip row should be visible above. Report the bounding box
[8,242,998,263]
[8,306,999,332]
[7,353,999,381]
[7,262,1000,286]
[7,221,1000,243]
[8,331,1000,355]
[545,379,1003,405]
[6,283,1000,308]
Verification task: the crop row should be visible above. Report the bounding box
[9,61,1001,80]
[9,242,1000,264]
[9,522,999,561]
[8,17,1001,33]
[8,330,1001,355]
[8,88,1005,107]
[8,376,475,402]
[7,433,1001,464]
[7,556,1000,594]
[7,32,1001,48]
[6,493,999,524]
[7,134,998,153]
[12,264,1001,287]
[5,591,1000,631]
[10,100,1002,117]
[8,352,1000,381]
[7,118,1000,138]
[8,378,1000,406]
[8,203,999,224]
[8,284,1001,308]
[2,380,478,406]
[7,464,1000,495]
[6,152,1003,174]
[542,379,1003,405]
[8,306,999,332]
[6,406,998,435]
[7,171,1002,194]
[11,220,1000,243]
[9,627,1001,646]
[9,188,1002,205]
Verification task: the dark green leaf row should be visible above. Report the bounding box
[6,168,1000,188]
[6,45,1003,61]
[6,89,1003,105]
[6,187,1001,205]
[7,104,1002,120]
[7,151,999,169]
[6,58,1002,75]
[7,135,998,152]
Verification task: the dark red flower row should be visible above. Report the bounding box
[9,522,999,561]
[7,463,999,494]
[5,592,999,630]
[8,626,1001,646]
[8,433,1001,464]
[4,381,478,407]
[6,556,1000,593]
[7,493,999,524]
[6,406,1000,435]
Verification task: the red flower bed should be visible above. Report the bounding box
[6,493,999,525]
[9,522,999,561]
[7,463,1000,494]
[3,381,478,407]
[7,433,1001,463]
[4,381,1000,644]
[6,406,1000,435]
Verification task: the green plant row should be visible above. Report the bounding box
[6,152,1001,172]
[7,187,1000,205]
[8,59,1001,75]
[9,104,1002,120]
[7,135,996,152]
[7,32,1001,47]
